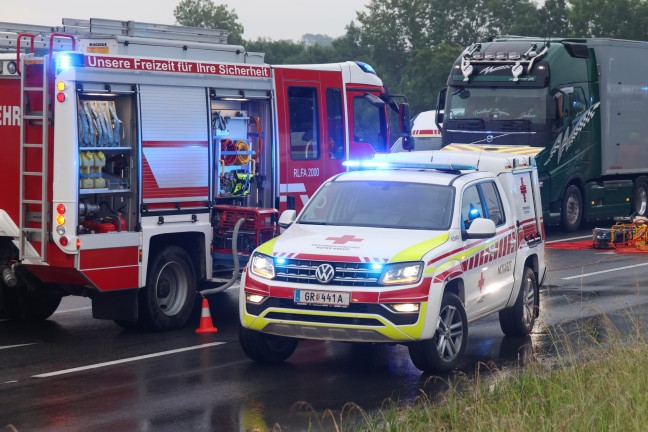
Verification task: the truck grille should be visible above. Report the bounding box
[274,259,382,287]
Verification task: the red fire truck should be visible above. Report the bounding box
[0,18,410,329]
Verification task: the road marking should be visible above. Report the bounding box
[0,343,37,350]
[53,306,92,315]
[32,342,226,378]
[545,235,591,244]
[3,380,18,384]
[562,262,648,280]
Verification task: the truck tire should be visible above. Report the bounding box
[1,284,62,321]
[408,292,467,373]
[139,246,197,331]
[632,179,648,217]
[561,184,582,232]
[499,266,538,336]
[239,325,298,363]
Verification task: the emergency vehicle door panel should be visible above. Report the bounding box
[139,85,209,207]
[345,88,389,159]
[511,171,541,243]
[0,78,22,225]
[460,181,515,319]
[274,68,343,212]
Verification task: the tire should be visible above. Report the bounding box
[239,325,298,364]
[561,184,583,232]
[632,179,648,217]
[408,292,468,374]
[139,246,197,331]
[499,266,538,337]
[2,284,62,321]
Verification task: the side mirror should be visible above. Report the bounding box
[462,218,496,240]
[399,103,414,151]
[278,210,297,229]
[436,88,447,132]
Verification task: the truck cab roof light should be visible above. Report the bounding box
[354,61,377,75]
[472,52,484,60]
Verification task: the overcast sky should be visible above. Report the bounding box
[4,0,370,41]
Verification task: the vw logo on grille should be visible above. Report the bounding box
[486,134,494,143]
[315,263,335,284]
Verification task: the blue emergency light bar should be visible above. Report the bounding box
[54,52,85,73]
[342,159,477,172]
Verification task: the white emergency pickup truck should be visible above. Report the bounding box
[238,150,546,373]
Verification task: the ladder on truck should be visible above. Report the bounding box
[18,51,50,261]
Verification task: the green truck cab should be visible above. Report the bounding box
[438,38,648,231]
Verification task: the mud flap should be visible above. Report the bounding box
[92,288,139,321]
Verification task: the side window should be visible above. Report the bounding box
[570,87,587,118]
[326,88,344,159]
[461,185,483,229]
[353,95,387,152]
[480,181,506,226]
[289,86,319,160]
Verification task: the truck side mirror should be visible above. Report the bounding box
[278,209,297,229]
[399,103,414,151]
[436,88,447,130]
[462,218,496,240]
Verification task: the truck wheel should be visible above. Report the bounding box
[140,246,197,331]
[499,266,538,336]
[1,284,62,321]
[561,185,582,232]
[408,292,467,373]
[632,179,648,217]
[239,325,298,364]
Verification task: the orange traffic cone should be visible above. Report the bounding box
[196,297,218,333]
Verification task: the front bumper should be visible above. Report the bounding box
[240,271,439,343]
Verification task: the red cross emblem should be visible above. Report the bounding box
[519,177,528,203]
[478,272,486,293]
[325,235,364,245]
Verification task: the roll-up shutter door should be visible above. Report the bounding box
[140,85,208,203]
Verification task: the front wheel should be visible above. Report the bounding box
[499,266,538,336]
[561,184,583,232]
[139,246,197,331]
[408,292,468,373]
[239,326,298,364]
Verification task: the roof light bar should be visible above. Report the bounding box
[343,159,476,172]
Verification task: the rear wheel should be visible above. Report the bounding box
[632,179,648,217]
[139,246,197,331]
[1,277,62,321]
[499,266,538,336]
[408,292,468,373]
[561,184,582,232]
[239,325,298,364]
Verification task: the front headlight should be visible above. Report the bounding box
[380,262,423,285]
[250,253,275,279]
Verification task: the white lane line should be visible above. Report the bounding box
[546,235,591,244]
[53,306,92,315]
[32,342,226,378]
[0,343,38,350]
[562,262,648,280]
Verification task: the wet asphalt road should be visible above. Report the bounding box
[2,224,648,432]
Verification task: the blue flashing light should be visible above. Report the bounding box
[469,205,481,220]
[275,258,286,265]
[371,263,383,271]
[355,61,377,75]
[54,52,84,74]
[342,160,390,169]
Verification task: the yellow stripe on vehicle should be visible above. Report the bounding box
[390,233,449,263]
[256,237,280,255]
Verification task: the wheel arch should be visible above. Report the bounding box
[145,232,206,285]
[443,277,465,305]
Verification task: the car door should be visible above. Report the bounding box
[460,181,515,319]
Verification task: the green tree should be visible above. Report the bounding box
[538,0,571,37]
[174,0,244,44]
[568,0,648,40]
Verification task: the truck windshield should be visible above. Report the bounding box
[298,180,454,230]
[446,86,548,125]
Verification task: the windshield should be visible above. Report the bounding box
[446,86,548,125]
[299,180,454,230]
